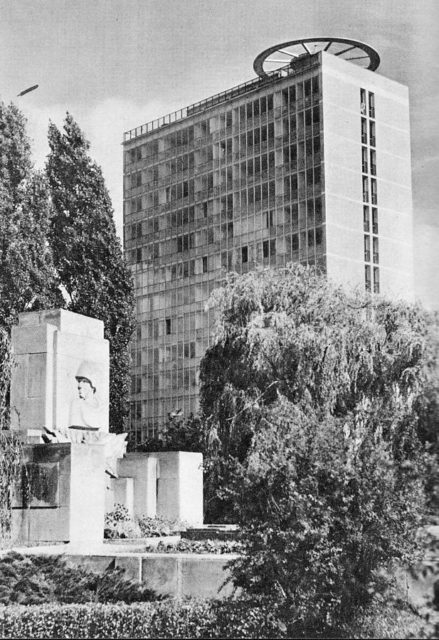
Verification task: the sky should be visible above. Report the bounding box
[1,0,438,309]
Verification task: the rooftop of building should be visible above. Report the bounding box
[123,37,380,144]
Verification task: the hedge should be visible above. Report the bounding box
[0,600,285,639]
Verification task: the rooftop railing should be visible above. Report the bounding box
[123,57,320,143]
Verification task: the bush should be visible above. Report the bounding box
[143,538,242,554]
[0,552,158,605]
[104,506,183,539]
[0,596,426,639]
[0,599,285,639]
[137,515,182,538]
[104,504,141,539]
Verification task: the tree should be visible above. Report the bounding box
[0,102,59,328]
[199,264,438,631]
[0,102,53,543]
[46,114,135,433]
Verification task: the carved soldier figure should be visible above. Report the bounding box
[68,361,104,442]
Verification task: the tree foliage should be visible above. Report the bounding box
[199,264,438,630]
[0,102,59,328]
[46,114,135,433]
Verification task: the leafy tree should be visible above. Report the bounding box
[199,264,438,631]
[131,411,206,454]
[46,114,135,433]
[0,102,59,328]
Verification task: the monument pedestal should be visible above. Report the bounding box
[12,443,106,545]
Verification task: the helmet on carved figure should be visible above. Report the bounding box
[75,361,99,392]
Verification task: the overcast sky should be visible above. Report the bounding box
[1,0,438,309]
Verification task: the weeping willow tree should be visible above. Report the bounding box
[199,264,438,631]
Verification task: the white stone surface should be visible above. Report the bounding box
[156,452,203,525]
[69,443,107,543]
[11,309,110,438]
[117,453,158,518]
[113,451,204,525]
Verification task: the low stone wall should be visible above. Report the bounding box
[65,552,239,599]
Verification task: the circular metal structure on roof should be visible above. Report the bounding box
[254,37,380,77]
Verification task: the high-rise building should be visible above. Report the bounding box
[123,38,414,442]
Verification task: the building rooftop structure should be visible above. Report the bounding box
[123,38,414,443]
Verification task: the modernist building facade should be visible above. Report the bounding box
[123,39,414,442]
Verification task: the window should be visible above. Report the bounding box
[360,88,367,114]
[362,147,368,173]
[136,248,142,262]
[312,75,319,96]
[202,256,208,273]
[364,235,370,262]
[372,208,378,234]
[370,149,376,175]
[361,118,367,144]
[363,206,370,232]
[315,227,323,248]
[371,178,377,204]
[265,210,274,228]
[365,265,371,292]
[165,318,172,335]
[263,240,269,258]
[369,121,376,147]
[373,267,380,293]
[241,246,248,263]
[369,92,375,118]
[363,176,369,202]
[373,237,379,264]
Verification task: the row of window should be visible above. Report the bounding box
[135,313,210,341]
[131,366,198,395]
[128,190,323,244]
[126,114,320,185]
[360,87,380,294]
[125,77,322,168]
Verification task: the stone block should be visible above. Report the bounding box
[69,444,106,543]
[156,451,203,524]
[11,443,106,545]
[115,556,142,582]
[112,477,134,517]
[117,453,158,518]
[66,555,116,575]
[180,556,234,598]
[11,309,109,439]
[141,556,179,596]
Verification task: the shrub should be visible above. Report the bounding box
[104,506,184,539]
[0,596,427,638]
[0,552,158,605]
[104,504,141,539]
[137,515,182,538]
[0,599,285,639]
[144,538,243,554]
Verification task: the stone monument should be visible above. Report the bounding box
[10,309,111,544]
[10,308,109,442]
[10,308,203,546]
